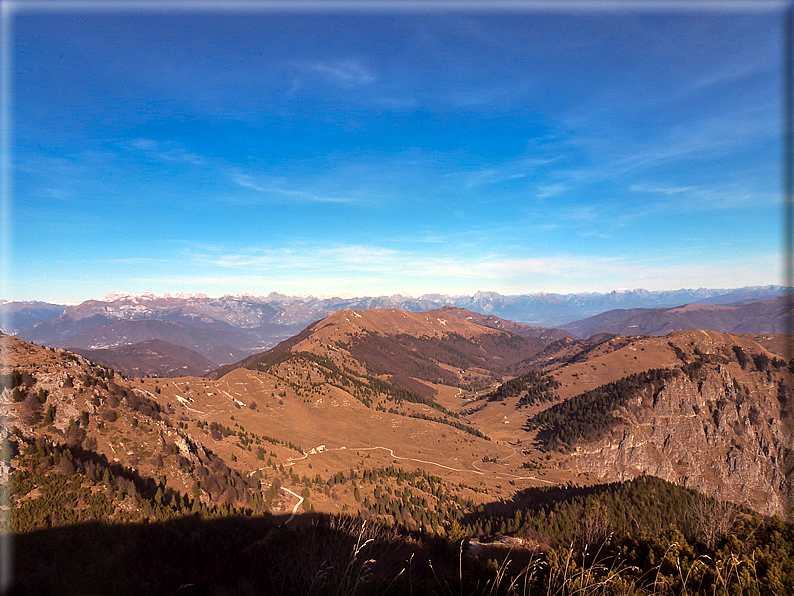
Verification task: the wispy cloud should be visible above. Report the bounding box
[669,57,777,105]
[464,168,528,189]
[622,111,776,171]
[105,256,177,266]
[535,183,569,201]
[202,253,279,270]
[319,245,399,264]
[565,206,599,222]
[125,138,206,165]
[281,58,377,98]
[195,244,399,272]
[180,242,780,297]
[308,59,376,86]
[630,182,779,211]
[230,172,358,204]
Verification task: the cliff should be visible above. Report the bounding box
[573,358,794,519]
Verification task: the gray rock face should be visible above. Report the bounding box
[574,364,794,520]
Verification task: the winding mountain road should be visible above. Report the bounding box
[288,444,484,475]
[286,443,556,484]
[280,487,304,525]
[354,446,483,474]
[276,439,555,520]
[470,459,555,484]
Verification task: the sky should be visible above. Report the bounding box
[5,1,788,303]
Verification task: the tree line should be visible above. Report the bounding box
[526,368,676,451]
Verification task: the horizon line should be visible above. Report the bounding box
[2,283,790,306]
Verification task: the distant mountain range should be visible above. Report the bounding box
[0,300,68,334]
[562,294,794,338]
[3,285,790,375]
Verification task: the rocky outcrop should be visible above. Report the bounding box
[573,363,794,520]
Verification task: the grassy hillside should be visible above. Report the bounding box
[3,313,794,594]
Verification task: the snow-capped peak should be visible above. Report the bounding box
[162,291,208,300]
[227,291,265,300]
[103,291,206,302]
[103,291,141,302]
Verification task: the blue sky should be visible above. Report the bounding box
[7,2,786,303]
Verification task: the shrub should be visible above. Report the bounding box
[42,405,56,426]
[733,345,749,369]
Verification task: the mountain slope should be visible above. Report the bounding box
[205,306,794,519]
[521,330,794,518]
[3,312,794,594]
[5,307,793,525]
[1,332,513,535]
[70,339,219,378]
[562,295,794,338]
[210,307,555,394]
[0,301,66,334]
[4,306,794,594]
[439,306,574,340]
[13,294,314,362]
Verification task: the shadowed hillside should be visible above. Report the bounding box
[9,481,794,595]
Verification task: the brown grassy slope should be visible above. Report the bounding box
[9,315,792,526]
[736,332,794,361]
[211,308,552,391]
[207,317,322,379]
[153,326,794,519]
[440,305,575,340]
[3,334,548,526]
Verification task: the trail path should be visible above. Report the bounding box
[354,446,483,474]
[288,444,483,475]
[274,442,553,523]
[461,381,500,404]
[280,487,304,525]
[286,442,556,484]
[175,395,205,415]
[471,457,555,484]
[454,370,465,399]
[218,388,245,405]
